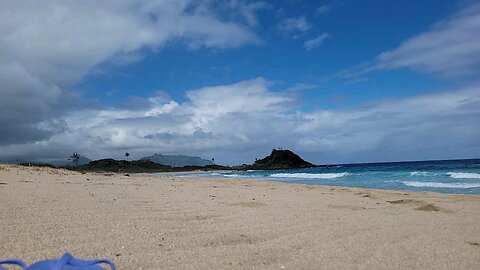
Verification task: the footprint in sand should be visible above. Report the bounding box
[227,201,266,208]
[386,199,447,212]
[328,204,368,211]
[355,192,376,199]
[415,204,440,211]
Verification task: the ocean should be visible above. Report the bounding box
[176,159,480,195]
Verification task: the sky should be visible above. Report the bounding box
[0,0,479,165]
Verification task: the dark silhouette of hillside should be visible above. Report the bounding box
[72,159,228,173]
[248,149,314,170]
[63,149,314,173]
[141,153,214,167]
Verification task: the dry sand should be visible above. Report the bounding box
[1,164,479,269]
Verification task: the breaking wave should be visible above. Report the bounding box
[223,174,254,178]
[402,181,480,189]
[270,172,348,179]
[410,171,431,176]
[447,172,480,179]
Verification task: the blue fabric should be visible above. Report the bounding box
[0,253,115,270]
[0,259,27,270]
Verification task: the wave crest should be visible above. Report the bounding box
[223,174,254,178]
[402,181,480,189]
[270,172,348,179]
[410,171,431,176]
[447,172,480,179]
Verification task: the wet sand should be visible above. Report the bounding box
[1,164,479,269]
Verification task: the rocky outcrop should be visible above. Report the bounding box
[249,149,314,170]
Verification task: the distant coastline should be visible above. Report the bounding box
[15,150,480,175]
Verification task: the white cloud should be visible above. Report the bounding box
[304,33,330,50]
[186,78,291,116]
[224,1,269,27]
[277,16,311,32]
[1,78,478,165]
[315,5,330,16]
[0,0,261,147]
[372,2,480,77]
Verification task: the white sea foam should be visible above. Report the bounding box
[402,181,480,189]
[447,172,480,179]
[410,171,431,176]
[223,174,251,178]
[270,172,348,179]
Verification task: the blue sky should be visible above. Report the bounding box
[79,0,457,108]
[0,0,479,165]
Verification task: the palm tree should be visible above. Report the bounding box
[125,152,130,161]
[69,153,80,166]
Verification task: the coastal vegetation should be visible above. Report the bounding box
[19,149,316,173]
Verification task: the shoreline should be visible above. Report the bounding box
[156,176,480,198]
[1,164,479,269]
[149,172,480,196]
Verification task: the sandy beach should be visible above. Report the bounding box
[1,164,479,269]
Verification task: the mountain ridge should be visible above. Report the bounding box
[140,153,214,167]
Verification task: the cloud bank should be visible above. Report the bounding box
[1,78,478,164]
[372,2,480,77]
[0,0,261,149]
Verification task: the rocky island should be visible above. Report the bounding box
[246,149,315,170]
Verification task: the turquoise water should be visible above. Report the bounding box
[177,159,480,194]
